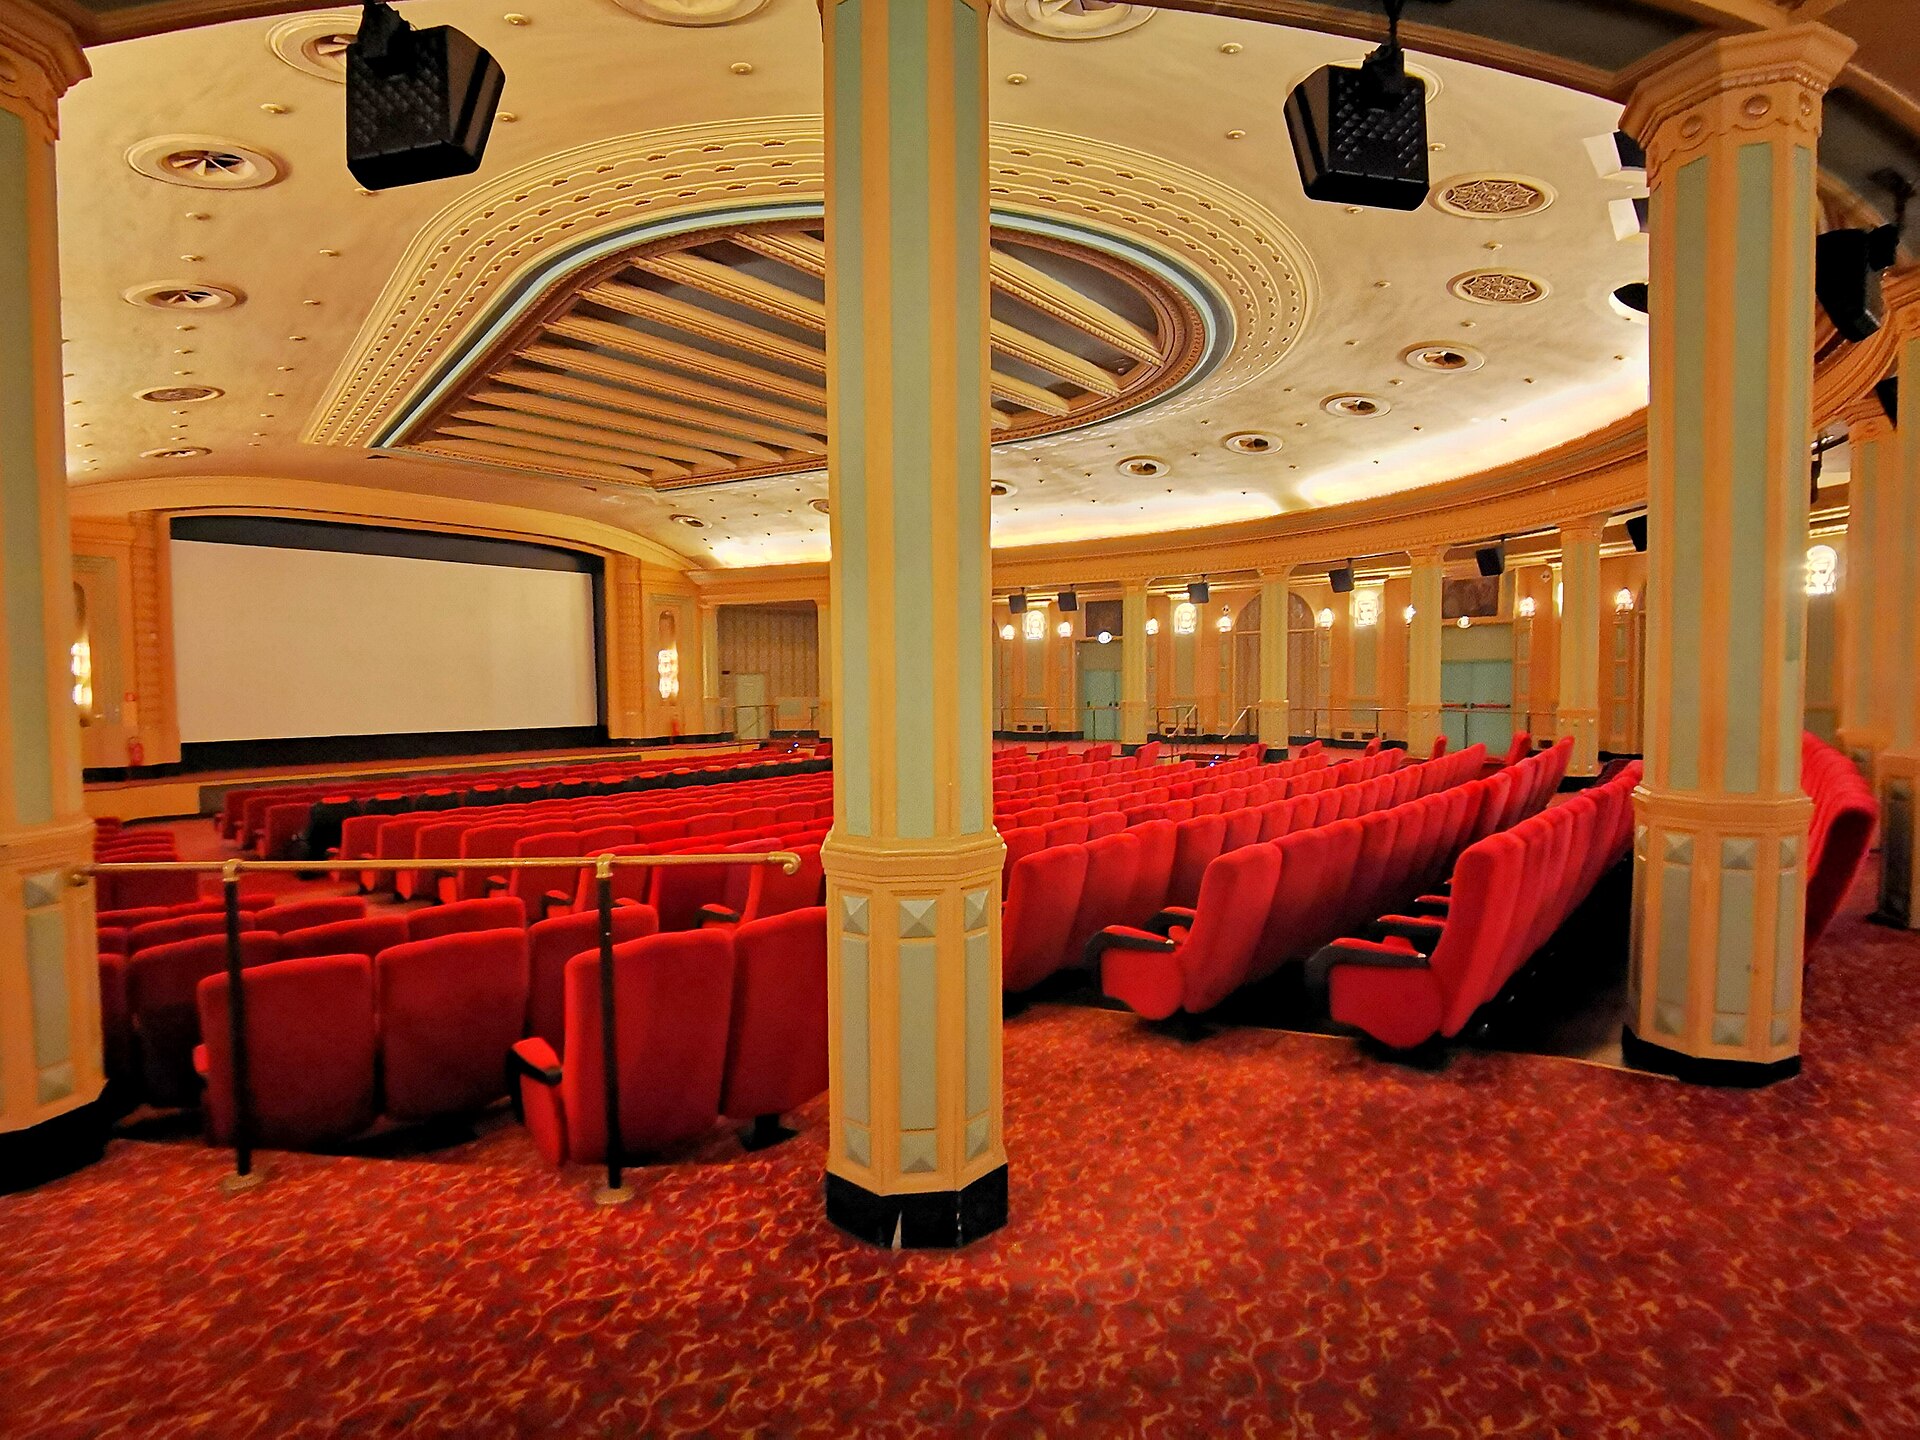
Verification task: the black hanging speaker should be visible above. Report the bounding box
[1877,376,1900,426]
[1057,591,1079,613]
[1814,226,1900,344]
[1285,36,1429,211]
[347,1,506,192]
[1329,564,1356,595]
[1475,540,1506,578]
[1626,515,1648,553]
[1187,581,1210,604]
[1008,593,1028,615]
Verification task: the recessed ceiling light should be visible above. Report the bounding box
[141,445,211,460]
[671,514,708,528]
[261,103,290,115]
[136,385,223,403]
[126,136,284,191]
[1403,343,1485,373]
[1323,394,1391,418]
[1223,432,1282,455]
[124,281,244,312]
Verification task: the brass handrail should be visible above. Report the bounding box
[81,846,804,1204]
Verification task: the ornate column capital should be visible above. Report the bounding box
[0,4,87,143]
[1622,23,1855,178]
[1405,545,1448,569]
[1884,268,1920,342]
[1558,514,1608,544]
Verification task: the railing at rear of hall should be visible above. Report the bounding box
[720,699,820,739]
[77,850,801,1207]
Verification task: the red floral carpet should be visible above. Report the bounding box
[7,874,1920,1437]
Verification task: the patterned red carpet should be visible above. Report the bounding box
[6,872,1920,1437]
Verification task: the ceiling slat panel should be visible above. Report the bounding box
[513,346,830,436]
[439,421,698,478]
[449,407,735,468]
[581,281,827,373]
[546,315,831,408]
[474,384,788,461]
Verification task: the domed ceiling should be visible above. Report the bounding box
[58,0,1657,566]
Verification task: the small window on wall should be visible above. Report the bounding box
[656,610,680,700]
[1173,601,1199,636]
[1022,608,1047,641]
[71,583,95,724]
[1805,544,1838,597]
[1351,590,1382,628]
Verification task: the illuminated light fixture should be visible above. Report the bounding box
[1517,595,1537,619]
[1456,616,1472,629]
[70,636,93,715]
[1173,601,1199,636]
[656,646,680,700]
[1352,590,1382,628]
[1216,608,1234,633]
[1554,580,1564,614]
[999,623,1016,641]
[1056,619,1074,639]
[1144,617,1160,636]
[1805,544,1838,597]
[1403,605,1416,624]
[1097,630,1113,645]
[1316,607,1335,630]
[1023,608,1046,641]
[1614,587,1636,614]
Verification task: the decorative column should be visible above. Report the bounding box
[0,11,100,1191]
[1256,572,1290,749]
[815,597,832,737]
[1874,276,1920,926]
[1835,395,1892,775]
[1622,23,1854,1083]
[821,0,1005,1246]
[698,601,723,736]
[1557,516,1605,778]
[1120,580,1149,748]
[1406,547,1444,757]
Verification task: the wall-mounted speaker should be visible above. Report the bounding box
[1285,44,1429,211]
[1815,225,1900,344]
[1187,581,1210,604]
[1626,515,1648,553]
[1057,591,1078,613]
[1008,593,1028,615]
[347,1,506,192]
[1329,564,1356,595]
[1877,376,1900,425]
[1475,540,1506,578]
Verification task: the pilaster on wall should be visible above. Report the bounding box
[1120,581,1149,747]
[1256,573,1288,747]
[1406,548,1444,757]
[1622,22,1853,1078]
[1557,516,1605,777]
[605,554,648,740]
[1874,273,1920,927]
[1836,395,1892,776]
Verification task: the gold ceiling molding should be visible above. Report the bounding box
[305,117,1312,452]
[0,2,88,141]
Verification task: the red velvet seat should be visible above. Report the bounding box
[407,896,526,942]
[1002,844,1089,993]
[503,829,581,924]
[1802,736,1875,947]
[1063,831,1142,973]
[195,954,380,1147]
[1121,819,1178,927]
[720,908,829,1132]
[513,929,736,1165]
[1092,843,1282,1020]
[279,914,411,963]
[376,928,530,1121]
[254,897,368,935]
[127,932,282,1107]
[526,905,662,1052]
[128,912,229,955]
[1167,814,1230,910]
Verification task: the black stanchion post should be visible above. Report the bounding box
[594,855,632,1206]
[220,861,263,1193]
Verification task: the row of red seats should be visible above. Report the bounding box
[1002,745,1493,996]
[1083,743,1546,1018]
[1314,753,1634,1050]
[991,748,1321,821]
[1802,733,1876,947]
[512,908,829,1166]
[91,824,201,911]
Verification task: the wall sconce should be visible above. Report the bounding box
[1023,608,1046,641]
[1805,543,1838,597]
[656,646,680,700]
[1056,619,1074,639]
[1351,590,1381,628]
[1097,630,1113,645]
[999,623,1016,641]
[1173,600,1199,636]
[1215,607,1234,633]
[1614,587,1636,614]
[1456,616,1472,629]
[1402,605,1416,625]
[70,636,94,717]
[1144,617,1160,636]
[1516,596,1537,619]
[1316,607,1334,630]
[1554,580,1564,614]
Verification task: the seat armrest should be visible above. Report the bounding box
[697,903,742,928]
[1085,924,1177,969]
[543,888,575,906]
[1146,907,1197,936]
[508,1038,562,1088]
[1364,916,1445,952]
[1409,895,1451,916]
[485,875,508,893]
[1307,936,1432,989]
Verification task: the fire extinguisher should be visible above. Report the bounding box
[126,735,145,769]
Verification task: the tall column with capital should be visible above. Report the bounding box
[1873,278,1920,925]
[1557,516,1606,778]
[1256,573,1290,749]
[0,10,100,1189]
[821,0,1005,1245]
[1835,395,1892,776]
[698,601,723,735]
[1120,580,1149,748]
[1623,24,1853,1082]
[814,598,832,737]
[1406,548,1444,757]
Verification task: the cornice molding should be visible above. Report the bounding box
[0,2,88,141]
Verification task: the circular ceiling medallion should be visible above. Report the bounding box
[1431,175,1555,220]
[670,513,709,528]
[1322,394,1391,418]
[807,497,830,514]
[126,136,285,191]
[140,445,211,460]
[1223,431,1282,455]
[122,281,246,312]
[992,0,1155,40]
[266,13,358,82]
[1402,343,1485,374]
[610,0,772,25]
[1449,271,1550,306]
[1116,455,1169,478]
[136,384,223,403]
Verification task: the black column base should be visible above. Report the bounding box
[1622,1026,1801,1088]
[825,1164,1008,1249]
[0,1094,113,1195]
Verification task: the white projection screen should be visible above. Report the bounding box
[170,525,600,744]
